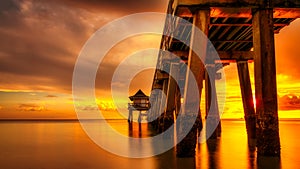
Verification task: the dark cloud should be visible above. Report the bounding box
[0,0,19,13]
[59,0,168,13]
[0,0,99,92]
[0,0,168,94]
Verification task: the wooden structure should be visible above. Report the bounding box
[149,0,300,157]
[128,90,150,123]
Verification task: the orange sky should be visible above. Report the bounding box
[0,0,299,119]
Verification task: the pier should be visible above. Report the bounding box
[147,0,300,157]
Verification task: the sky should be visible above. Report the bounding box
[0,0,299,119]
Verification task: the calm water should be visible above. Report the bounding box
[0,120,299,169]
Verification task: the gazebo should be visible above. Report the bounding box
[128,89,150,123]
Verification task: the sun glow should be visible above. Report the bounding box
[253,94,256,109]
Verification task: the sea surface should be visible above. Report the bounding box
[0,119,299,169]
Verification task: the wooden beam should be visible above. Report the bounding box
[237,61,256,139]
[175,6,300,18]
[212,40,253,43]
[155,71,169,80]
[210,23,289,26]
[174,0,300,8]
[217,51,254,60]
[253,8,281,157]
[166,51,254,61]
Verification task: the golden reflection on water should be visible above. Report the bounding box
[0,120,300,168]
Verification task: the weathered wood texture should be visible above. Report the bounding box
[253,8,281,156]
[237,61,256,139]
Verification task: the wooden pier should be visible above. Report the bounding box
[148,0,300,157]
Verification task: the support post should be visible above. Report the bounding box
[164,61,180,131]
[252,8,281,156]
[205,63,221,139]
[237,61,256,139]
[128,107,133,123]
[176,8,209,157]
[158,79,168,133]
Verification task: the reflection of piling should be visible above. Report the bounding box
[207,139,220,169]
[128,121,133,137]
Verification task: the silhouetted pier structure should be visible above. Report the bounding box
[148,0,300,157]
[128,89,150,123]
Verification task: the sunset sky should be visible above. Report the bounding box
[0,0,300,119]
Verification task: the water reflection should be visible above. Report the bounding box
[0,120,298,169]
[127,122,151,138]
[206,139,220,169]
[127,120,283,169]
[247,139,256,169]
[257,156,281,169]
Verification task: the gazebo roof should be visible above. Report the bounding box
[129,89,149,101]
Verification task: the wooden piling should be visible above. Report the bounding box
[205,63,221,139]
[252,8,281,156]
[164,62,180,131]
[157,79,168,133]
[237,61,256,139]
[176,8,209,157]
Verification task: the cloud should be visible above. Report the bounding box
[0,0,124,93]
[46,95,57,98]
[0,0,168,96]
[279,94,300,110]
[275,19,300,79]
[81,106,98,111]
[0,106,3,110]
[18,103,45,111]
[59,0,168,13]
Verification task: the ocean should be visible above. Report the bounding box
[0,119,299,169]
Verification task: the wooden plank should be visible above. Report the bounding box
[253,8,281,156]
[237,61,256,139]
